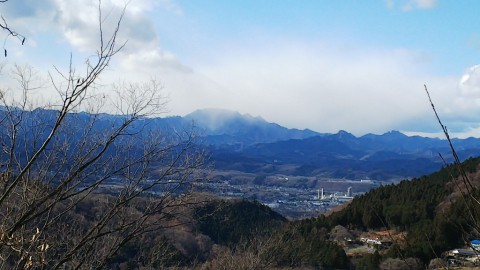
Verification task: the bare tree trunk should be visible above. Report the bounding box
[0,2,206,269]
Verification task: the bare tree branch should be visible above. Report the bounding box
[0,0,26,57]
[0,2,206,269]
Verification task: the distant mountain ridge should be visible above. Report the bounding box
[184,108,320,148]
[227,129,480,180]
[178,108,480,181]
[2,107,479,181]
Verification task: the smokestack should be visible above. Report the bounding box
[347,186,352,197]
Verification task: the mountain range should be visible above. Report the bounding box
[184,109,480,181]
[2,107,479,181]
[184,108,319,148]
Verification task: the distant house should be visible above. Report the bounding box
[359,235,393,249]
[446,248,480,264]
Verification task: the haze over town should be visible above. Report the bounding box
[1,0,480,138]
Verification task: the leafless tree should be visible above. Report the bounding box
[0,2,205,269]
[424,85,480,242]
[0,0,25,57]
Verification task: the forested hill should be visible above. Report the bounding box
[327,156,480,263]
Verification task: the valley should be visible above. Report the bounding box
[2,106,480,268]
[181,109,480,218]
[4,2,480,268]
[195,170,382,218]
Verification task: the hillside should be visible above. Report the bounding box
[327,156,480,264]
[3,106,480,268]
[7,157,478,269]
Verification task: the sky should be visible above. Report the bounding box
[1,0,480,138]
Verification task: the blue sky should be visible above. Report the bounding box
[1,0,480,138]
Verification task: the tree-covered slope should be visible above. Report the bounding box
[194,199,287,246]
[328,156,480,263]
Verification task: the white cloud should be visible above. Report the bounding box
[192,38,459,135]
[156,0,183,16]
[119,49,192,74]
[459,65,480,96]
[52,0,190,78]
[0,0,191,77]
[403,64,480,137]
[415,0,437,9]
[0,0,56,46]
[452,65,480,115]
[0,0,198,114]
[53,0,145,52]
[1,0,181,59]
[386,0,437,11]
[2,0,478,138]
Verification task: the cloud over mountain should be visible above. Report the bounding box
[0,1,478,138]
